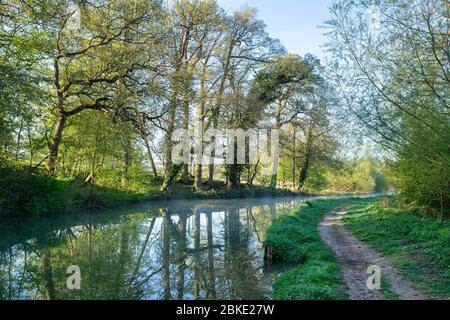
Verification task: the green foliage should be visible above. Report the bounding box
[392,131,450,217]
[0,156,155,217]
[267,197,377,300]
[251,54,312,105]
[297,158,388,195]
[301,167,328,192]
[0,165,67,217]
[324,159,375,194]
[223,164,245,189]
[372,168,388,194]
[344,204,450,299]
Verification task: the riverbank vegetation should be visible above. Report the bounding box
[0,159,296,217]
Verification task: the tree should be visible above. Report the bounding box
[5,1,164,172]
[250,54,313,188]
[0,2,47,158]
[205,7,283,188]
[326,0,449,214]
[160,0,223,191]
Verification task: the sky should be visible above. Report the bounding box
[216,0,335,61]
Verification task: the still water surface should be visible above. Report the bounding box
[0,196,316,300]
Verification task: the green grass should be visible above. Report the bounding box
[344,204,450,299]
[266,197,378,300]
[380,277,401,300]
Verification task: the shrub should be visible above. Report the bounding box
[0,166,67,216]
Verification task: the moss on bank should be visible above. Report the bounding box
[266,197,377,300]
[0,166,296,217]
[344,205,450,299]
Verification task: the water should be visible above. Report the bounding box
[0,196,312,300]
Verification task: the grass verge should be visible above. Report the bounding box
[266,197,377,300]
[343,204,450,299]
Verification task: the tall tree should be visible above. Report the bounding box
[160,0,222,190]
[251,54,313,188]
[206,7,283,187]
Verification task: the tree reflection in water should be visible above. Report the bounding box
[0,197,307,300]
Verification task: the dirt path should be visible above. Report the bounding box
[319,206,425,300]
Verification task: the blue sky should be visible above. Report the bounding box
[217,0,334,61]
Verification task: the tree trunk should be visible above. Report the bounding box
[194,164,203,191]
[176,212,187,299]
[121,147,130,187]
[46,112,67,173]
[270,172,278,189]
[208,42,233,188]
[206,211,216,298]
[15,119,23,160]
[299,126,313,190]
[164,25,192,190]
[40,250,56,300]
[161,88,178,191]
[249,160,260,186]
[194,66,208,191]
[299,153,311,189]
[181,97,190,183]
[161,164,182,192]
[225,137,242,189]
[226,170,240,189]
[270,119,282,189]
[194,211,201,299]
[142,133,158,179]
[207,114,219,188]
[208,160,215,188]
[162,210,172,300]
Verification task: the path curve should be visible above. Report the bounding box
[318,206,425,300]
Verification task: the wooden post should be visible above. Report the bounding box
[264,241,273,273]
